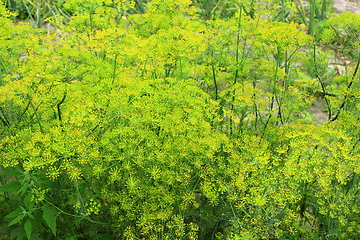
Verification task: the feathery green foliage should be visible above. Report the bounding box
[0,0,359,239]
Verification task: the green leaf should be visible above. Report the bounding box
[8,215,23,227]
[24,218,32,240]
[27,201,35,214]
[5,207,22,219]
[0,181,21,192]
[27,211,35,220]
[43,205,56,236]
[17,183,29,196]
[3,168,23,177]
[24,194,31,208]
[98,233,113,240]
[16,225,26,240]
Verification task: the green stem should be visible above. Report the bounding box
[211,64,218,101]
[0,57,7,75]
[30,101,43,133]
[22,0,36,28]
[309,0,315,35]
[18,98,32,123]
[320,0,328,20]
[331,52,360,121]
[210,0,222,20]
[230,5,243,136]
[273,46,284,124]
[312,43,332,120]
[57,91,67,122]
[0,107,10,127]
[112,54,118,85]
[36,0,41,28]
[295,0,308,27]
[89,12,93,34]
[233,5,243,86]
[135,0,146,14]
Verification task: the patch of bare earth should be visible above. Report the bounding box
[308,0,359,124]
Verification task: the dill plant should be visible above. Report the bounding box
[0,1,360,239]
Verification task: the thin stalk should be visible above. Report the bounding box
[0,57,7,74]
[55,91,67,131]
[295,0,308,27]
[36,0,41,28]
[179,58,183,78]
[112,54,118,84]
[0,65,5,86]
[281,0,286,22]
[55,6,72,22]
[312,43,332,120]
[274,47,284,125]
[30,101,43,133]
[272,46,284,124]
[309,0,315,35]
[18,99,32,123]
[230,5,243,136]
[331,52,360,121]
[88,4,98,36]
[284,49,290,89]
[320,0,328,20]
[43,198,78,218]
[210,0,222,20]
[57,92,67,122]
[0,107,10,127]
[43,187,108,225]
[233,5,243,85]
[44,3,59,19]
[22,0,36,28]
[211,64,218,100]
[309,0,315,34]
[89,11,94,35]
[135,0,146,14]
[350,138,360,153]
[243,0,256,19]
[74,179,87,216]
[252,80,260,131]
[261,46,283,137]
[344,173,358,195]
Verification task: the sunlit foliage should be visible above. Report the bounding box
[0,0,359,239]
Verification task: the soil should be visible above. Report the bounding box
[333,0,360,14]
[307,0,359,124]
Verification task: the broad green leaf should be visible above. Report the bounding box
[8,215,23,227]
[27,201,35,215]
[27,211,35,220]
[16,225,26,240]
[43,205,56,236]
[24,194,31,209]
[24,218,32,240]
[17,183,29,196]
[5,207,22,219]
[0,181,21,192]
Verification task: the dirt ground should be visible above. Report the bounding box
[333,0,360,14]
[306,0,359,124]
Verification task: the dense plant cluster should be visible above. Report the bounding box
[0,0,359,239]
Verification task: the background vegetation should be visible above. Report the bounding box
[0,0,359,239]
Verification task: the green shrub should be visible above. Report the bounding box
[0,1,359,239]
